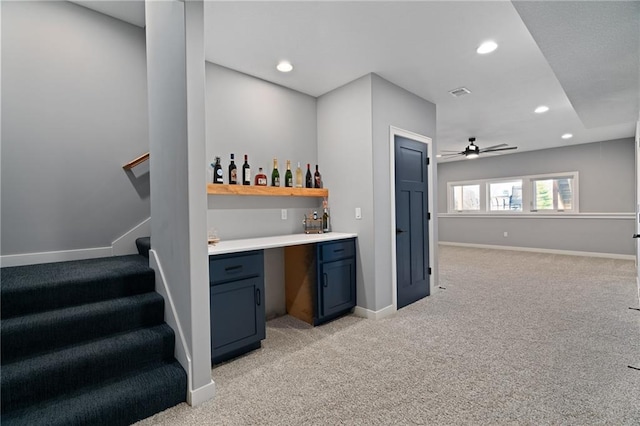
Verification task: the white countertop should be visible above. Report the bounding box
[208,232,357,255]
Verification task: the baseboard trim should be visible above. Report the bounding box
[112,217,151,256]
[188,380,217,407]
[439,241,636,260]
[1,218,152,267]
[354,304,396,320]
[0,246,113,268]
[148,250,196,401]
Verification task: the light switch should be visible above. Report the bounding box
[355,207,362,220]
[281,209,287,220]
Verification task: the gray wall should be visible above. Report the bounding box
[146,0,211,397]
[1,1,150,255]
[318,74,374,309]
[318,74,437,311]
[438,138,635,255]
[370,74,437,309]
[205,63,319,240]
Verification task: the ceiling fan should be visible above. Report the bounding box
[441,137,517,159]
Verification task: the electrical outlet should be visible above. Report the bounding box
[281,209,287,220]
[503,231,508,237]
[355,207,362,220]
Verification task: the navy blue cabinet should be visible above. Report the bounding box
[209,250,265,364]
[316,239,356,324]
[284,238,356,326]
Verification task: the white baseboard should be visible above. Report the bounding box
[188,380,216,407]
[148,250,197,401]
[0,246,113,268]
[439,241,636,261]
[112,217,151,256]
[0,218,152,267]
[354,304,396,320]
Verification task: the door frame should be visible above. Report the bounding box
[389,126,435,311]
[635,120,639,307]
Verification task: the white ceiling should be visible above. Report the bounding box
[73,0,640,162]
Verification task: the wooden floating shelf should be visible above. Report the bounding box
[207,184,328,198]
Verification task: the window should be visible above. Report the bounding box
[447,172,578,214]
[489,180,522,211]
[531,176,574,211]
[452,184,480,211]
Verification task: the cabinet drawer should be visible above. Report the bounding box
[209,251,263,285]
[319,239,355,263]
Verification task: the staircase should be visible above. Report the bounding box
[1,251,186,425]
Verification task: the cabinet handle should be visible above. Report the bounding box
[256,288,261,306]
[225,265,243,273]
[333,249,345,253]
[323,273,328,288]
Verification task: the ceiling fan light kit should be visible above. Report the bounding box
[441,137,518,159]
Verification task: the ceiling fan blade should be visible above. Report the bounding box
[483,146,518,153]
[441,152,463,157]
[478,143,508,152]
[440,150,462,153]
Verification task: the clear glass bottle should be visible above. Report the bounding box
[295,162,303,188]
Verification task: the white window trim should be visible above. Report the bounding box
[448,171,579,214]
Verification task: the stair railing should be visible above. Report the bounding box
[123,152,150,170]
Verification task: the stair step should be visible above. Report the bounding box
[1,255,154,319]
[1,293,165,364]
[1,324,176,413]
[136,237,151,259]
[1,360,187,426]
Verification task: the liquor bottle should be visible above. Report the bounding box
[255,167,267,186]
[314,164,322,188]
[242,154,251,185]
[228,153,237,184]
[212,156,223,184]
[285,160,293,187]
[322,198,330,232]
[271,158,280,187]
[305,163,313,188]
[295,162,303,188]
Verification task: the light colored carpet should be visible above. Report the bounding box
[137,246,640,425]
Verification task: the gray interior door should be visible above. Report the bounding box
[395,135,429,309]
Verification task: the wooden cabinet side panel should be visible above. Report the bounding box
[284,245,315,325]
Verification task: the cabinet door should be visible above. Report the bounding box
[210,277,265,359]
[319,258,356,318]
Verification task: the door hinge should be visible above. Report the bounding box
[428,267,432,275]
[426,157,430,166]
[427,212,431,220]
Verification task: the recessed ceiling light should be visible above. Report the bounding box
[436,154,442,158]
[477,41,498,54]
[561,133,573,139]
[534,105,549,114]
[276,61,293,73]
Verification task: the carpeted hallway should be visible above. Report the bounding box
[138,246,640,425]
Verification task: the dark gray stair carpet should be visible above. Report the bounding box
[1,361,187,426]
[1,292,165,363]
[136,237,151,259]
[0,254,186,425]
[1,254,154,319]
[1,324,176,412]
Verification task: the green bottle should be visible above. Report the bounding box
[271,158,280,187]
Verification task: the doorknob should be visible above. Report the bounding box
[396,228,406,234]
[633,234,640,238]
